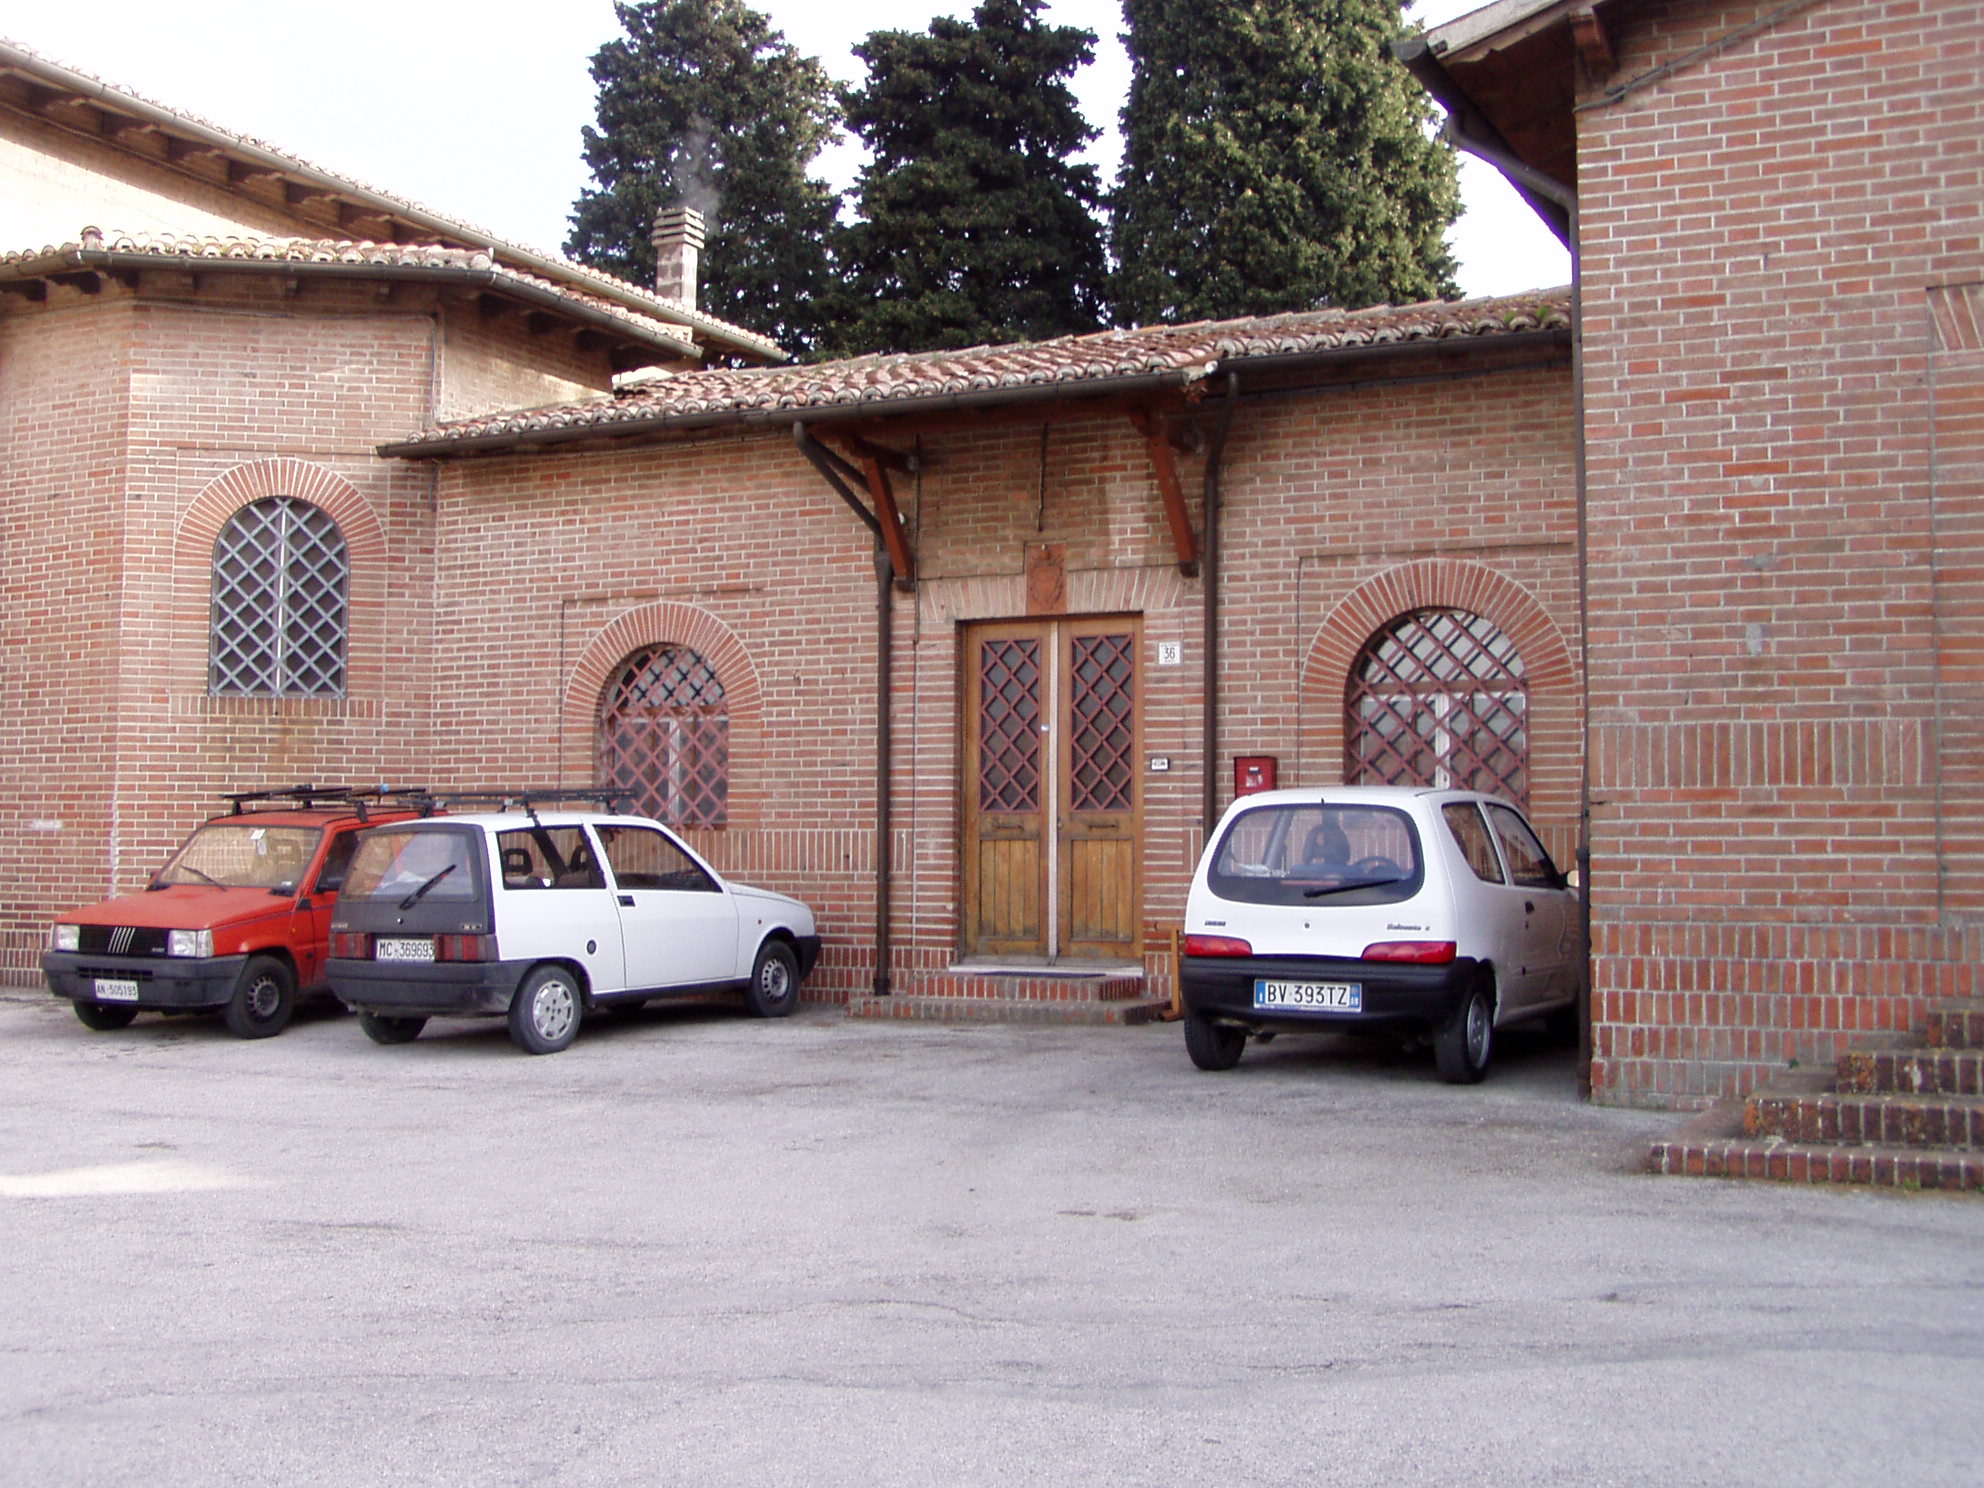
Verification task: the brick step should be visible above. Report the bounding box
[1650,1100,1984,1191]
[907,971,1152,1004]
[1926,998,1984,1050]
[1746,1085,1984,1150]
[847,993,1172,1026]
[1837,1046,1984,1097]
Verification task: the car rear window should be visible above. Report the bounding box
[342,828,480,903]
[496,826,605,890]
[1207,803,1423,906]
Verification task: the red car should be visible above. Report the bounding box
[43,786,432,1039]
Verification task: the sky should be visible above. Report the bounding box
[5,0,1570,300]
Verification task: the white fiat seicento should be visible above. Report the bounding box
[1178,786,1582,1083]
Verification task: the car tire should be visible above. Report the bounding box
[357,1011,427,1045]
[1183,1010,1246,1071]
[222,955,295,1040]
[509,965,582,1055]
[1435,977,1494,1084]
[742,940,800,1018]
[73,1000,138,1031]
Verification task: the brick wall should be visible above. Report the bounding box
[1576,0,1984,1103]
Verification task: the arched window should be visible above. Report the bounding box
[599,645,728,826]
[209,497,348,697]
[1345,608,1529,805]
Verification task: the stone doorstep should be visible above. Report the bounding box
[1648,1099,1984,1191]
[1746,1084,1984,1150]
[1926,998,1984,1050]
[1837,1046,1984,1097]
[845,993,1173,1026]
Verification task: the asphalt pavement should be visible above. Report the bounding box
[2,989,1981,1487]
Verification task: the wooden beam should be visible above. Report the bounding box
[525,310,560,337]
[834,431,917,475]
[283,180,336,207]
[227,159,283,186]
[824,435,916,584]
[1571,7,1617,78]
[1,280,49,302]
[1128,410,1200,575]
[165,136,223,164]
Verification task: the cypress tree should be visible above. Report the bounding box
[1112,0,1460,325]
[833,0,1110,356]
[566,0,841,356]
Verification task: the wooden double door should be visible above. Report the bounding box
[962,616,1142,961]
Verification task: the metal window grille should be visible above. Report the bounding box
[598,646,728,827]
[977,638,1042,813]
[209,498,348,697]
[1345,608,1529,806]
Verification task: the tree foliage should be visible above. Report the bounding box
[1112,0,1460,325]
[566,0,841,355]
[832,0,1110,357]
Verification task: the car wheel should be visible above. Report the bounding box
[742,940,800,1018]
[1435,977,1494,1084]
[73,1000,138,1031]
[1183,1010,1246,1071]
[509,966,582,1055]
[222,955,295,1040]
[357,1011,427,1045]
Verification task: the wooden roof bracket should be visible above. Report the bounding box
[1129,407,1200,577]
[793,423,917,588]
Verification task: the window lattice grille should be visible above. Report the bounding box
[599,646,729,827]
[209,498,348,697]
[1069,633,1134,812]
[1345,608,1529,805]
[977,638,1041,813]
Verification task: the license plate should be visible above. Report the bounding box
[94,978,141,1002]
[1254,978,1362,1012]
[374,938,436,963]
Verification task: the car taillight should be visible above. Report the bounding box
[435,934,497,962]
[1361,940,1457,964]
[1184,934,1254,957]
[330,931,370,959]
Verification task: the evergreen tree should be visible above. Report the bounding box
[833,0,1110,356]
[1112,0,1460,325]
[566,0,841,356]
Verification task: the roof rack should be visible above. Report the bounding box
[424,786,634,822]
[222,784,435,822]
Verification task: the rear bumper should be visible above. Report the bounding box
[44,951,245,1010]
[329,958,525,1018]
[1181,953,1480,1036]
[795,935,822,978]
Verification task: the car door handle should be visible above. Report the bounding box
[618,894,635,907]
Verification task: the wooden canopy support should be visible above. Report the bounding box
[827,435,916,585]
[1128,408,1200,576]
[1571,7,1617,78]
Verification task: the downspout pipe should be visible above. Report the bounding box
[1201,375,1241,838]
[1437,113,1595,1098]
[795,423,895,997]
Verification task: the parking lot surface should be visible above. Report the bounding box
[3,992,1982,1487]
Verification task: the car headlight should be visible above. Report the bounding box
[167,929,213,958]
[50,924,79,952]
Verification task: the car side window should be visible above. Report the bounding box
[1484,804,1561,890]
[496,827,604,890]
[1441,803,1505,884]
[314,831,358,894]
[595,826,718,893]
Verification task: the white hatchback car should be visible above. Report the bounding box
[1179,786,1581,1082]
[327,804,819,1054]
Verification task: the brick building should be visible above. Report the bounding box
[2,0,1977,1108]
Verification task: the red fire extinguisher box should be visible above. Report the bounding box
[1233,755,1277,796]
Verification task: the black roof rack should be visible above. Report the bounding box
[222,784,435,822]
[424,786,634,821]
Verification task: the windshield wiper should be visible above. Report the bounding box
[1303,876,1405,899]
[176,864,224,889]
[398,864,456,911]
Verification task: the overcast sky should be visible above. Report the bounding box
[7,0,1569,300]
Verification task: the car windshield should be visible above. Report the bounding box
[1207,802,1423,906]
[155,823,323,891]
[341,829,480,903]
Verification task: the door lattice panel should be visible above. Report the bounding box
[978,639,1041,813]
[1346,609,1529,805]
[599,646,728,827]
[209,498,347,697]
[1069,633,1134,812]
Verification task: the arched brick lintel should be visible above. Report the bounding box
[173,459,387,694]
[561,603,765,828]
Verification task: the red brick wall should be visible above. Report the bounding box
[1576,0,1984,1103]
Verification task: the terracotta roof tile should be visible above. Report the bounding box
[392,289,1573,452]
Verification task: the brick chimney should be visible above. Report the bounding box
[651,205,705,308]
